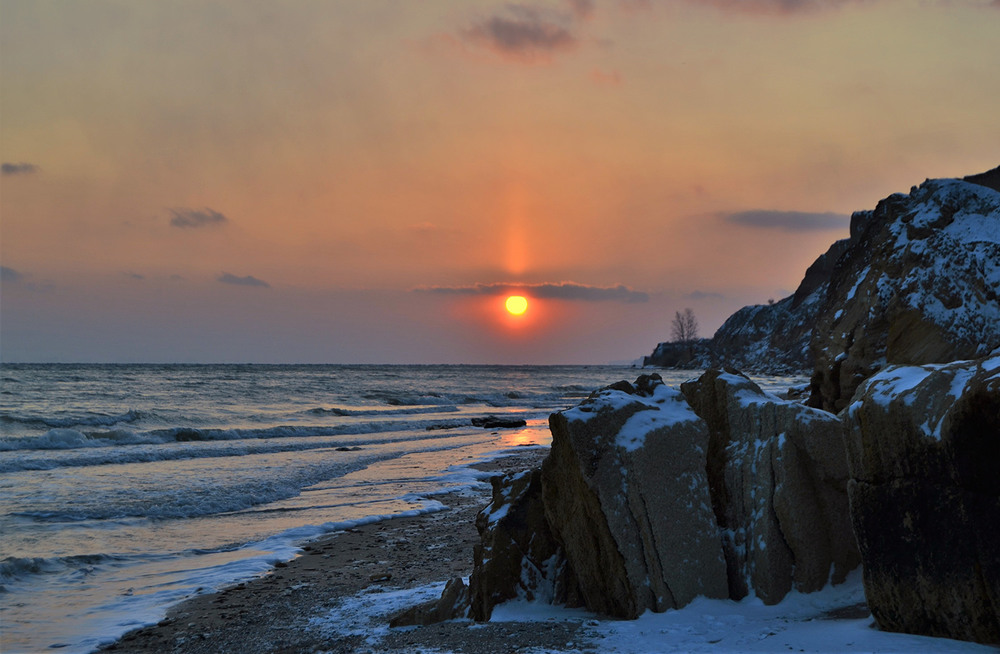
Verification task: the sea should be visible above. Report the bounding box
[0,364,806,653]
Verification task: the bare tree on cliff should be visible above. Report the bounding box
[671,308,699,344]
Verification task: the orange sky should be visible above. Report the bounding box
[2,0,998,363]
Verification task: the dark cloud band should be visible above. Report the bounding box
[2,162,39,176]
[463,5,579,61]
[416,281,649,303]
[218,272,270,288]
[169,208,228,229]
[722,209,849,232]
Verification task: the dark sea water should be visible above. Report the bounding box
[0,364,805,653]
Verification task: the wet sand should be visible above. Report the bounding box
[98,447,591,654]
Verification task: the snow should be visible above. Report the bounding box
[308,571,995,653]
[560,380,701,453]
[861,366,934,409]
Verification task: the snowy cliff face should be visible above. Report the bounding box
[645,239,849,373]
[808,177,1000,412]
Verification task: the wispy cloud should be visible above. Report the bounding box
[462,4,580,63]
[721,209,850,232]
[2,162,39,176]
[693,0,863,15]
[218,272,270,288]
[169,207,228,229]
[590,68,623,87]
[416,281,649,303]
[1,266,24,282]
[687,290,725,300]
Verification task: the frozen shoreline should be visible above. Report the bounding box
[99,446,995,654]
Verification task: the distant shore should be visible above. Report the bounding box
[97,447,587,654]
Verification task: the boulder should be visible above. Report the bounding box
[680,369,859,604]
[808,176,1000,411]
[541,374,729,618]
[843,353,1000,644]
[388,577,469,627]
[467,468,579,621]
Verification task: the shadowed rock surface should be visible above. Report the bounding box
[467,468,580,621]
[843,353,1000,644]
[680,369,859,603]
[808,176,1000,411]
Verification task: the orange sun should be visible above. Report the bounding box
[505,295,528,315]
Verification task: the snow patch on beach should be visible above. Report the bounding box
[307,571,993,653]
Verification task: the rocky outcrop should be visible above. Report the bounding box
[541,374,728,618]
[843,353,1000,644]
[809,177,1000,412]
[389,577,469,627]
[459,371,856,622]
[643,239,849,374]
[680,369,859,603]
[467,468,579,621]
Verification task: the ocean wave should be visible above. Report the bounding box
[0,553,128,585]
[305,405,459,417]
[0,408,147,429]
[0,421,485,472]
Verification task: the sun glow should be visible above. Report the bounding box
[505,295,528,315]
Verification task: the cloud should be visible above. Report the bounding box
[416,281,649,303]
[721,209,850,232]
[218,272,270,288]
[687,290,725,300]
[1,266,24,282]
[693,0,862,15]
[462,5,580,62]
[2,162,39,176]
[169,207,228,229]
[123,272,145,280]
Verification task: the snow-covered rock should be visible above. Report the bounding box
[809,174,1000,411]
[680,369,859,604]
[542,374,728,618]
[843,353,1000,644]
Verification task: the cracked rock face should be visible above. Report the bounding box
[844,354,1000,644]
[542,374,728,619]
[681,369,859,604]
[467,371,859,622]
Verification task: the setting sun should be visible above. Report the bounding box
[505,295,528,316]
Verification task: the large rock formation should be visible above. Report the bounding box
[643,238,849,374]
[541,374,728,618]
[680,369,859,603]
[843,353,1000,644]
[453,372,858,623]
[808,176,1000,411]
[643,166,1000,388]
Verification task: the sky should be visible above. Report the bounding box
[1,0,998,364]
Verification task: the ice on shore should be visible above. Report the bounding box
[309,570,995,653]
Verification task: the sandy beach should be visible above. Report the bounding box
[97,448,591,654]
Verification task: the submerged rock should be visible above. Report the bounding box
[844,353,1000,644]
[680,369,859,604]
[542,374,728,618]
[471,416,527,429]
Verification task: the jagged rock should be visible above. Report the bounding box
[541,374,728,619]
[471,416,527,429]
[388,577,469,627]
[467,468,579,621]
[680,369,859,604]
[642,338,712,369]
[843,353,1000,644]
[809,176,1000,412]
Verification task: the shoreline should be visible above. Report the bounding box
[97,447,584,654]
